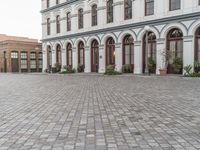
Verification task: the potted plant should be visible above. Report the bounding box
[159,49,172,76]
[77,64,85,72]
[172,57,182,74]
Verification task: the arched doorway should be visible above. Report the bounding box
[195,27,200,72]
[66,43,73,68]
[47,45,52,72]
[56,44,61,72]
[123,35,134,73]
[91,40,99,72]
[78,41,85,72]
[143,32,156,73]
[167,28,183,74]
[106,37,115,66]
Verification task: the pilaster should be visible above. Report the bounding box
[134,41,142,74]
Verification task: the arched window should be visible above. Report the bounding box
[30,52,37,72]
[47,0,50,8]
[56,44,62,72]
[145,0,154,16]
[91,40,99,72]
[107,0,113,23]
[91,5,97,26]
[124,0,132,20]
[78,42,85,66]
[123,35,134,72]
[106,37,115,65]
[20,52,28,72]
[47,18,51,35]
[67,12,71,31]
[67,43,73,67]
[167,28,183,74]
[56,15,60,33]
[143,32,156,73]
[195,27,200,72]
[78,9,84,29]
[169,0,181,11]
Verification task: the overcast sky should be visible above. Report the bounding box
[0,0,41,39]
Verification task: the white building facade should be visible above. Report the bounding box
[41,0,200,74]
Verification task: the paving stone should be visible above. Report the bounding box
[0,74,199,150]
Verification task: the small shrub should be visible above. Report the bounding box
[61,65,76,74]
[183,65,192,76]
[105,65,121,75]
[194,61,200,73]
[122,64,133,73]
[172,57,182,73]
[77,64,85,73]
[189,72,200,77]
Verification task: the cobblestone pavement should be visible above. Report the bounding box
[0,74,200,150]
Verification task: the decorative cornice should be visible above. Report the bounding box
[41,12,200,42]
[41,0,82,14]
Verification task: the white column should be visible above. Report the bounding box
[72,47,78,71]
[99,45,106,73]
[115,43,122,72]
[52,49,56,68]
[183,36,194,73]
[42,44,47,72]
[84,46,91,73]
[156,39,165,75]
[61,48,66,70]
[42,51,47,72]
[134,41,142,74]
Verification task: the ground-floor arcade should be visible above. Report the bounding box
[42,19,200,75]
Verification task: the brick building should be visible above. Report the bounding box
[0,34,42,73]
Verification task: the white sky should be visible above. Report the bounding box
[0,0,41,40]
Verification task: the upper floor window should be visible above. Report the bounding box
[47,18,51,35]
[92,5,98,26]
[56,15,60,33]
[169,0,181,11]
[56,0,59,5]
[124,0,132,20]
[67,12,71,31]
[78,9,84,29]
[145,0,154,16]
[107,0,113,23]
[47,0,50,8]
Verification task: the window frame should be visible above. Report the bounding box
[91,4,98,26]
[78,9,84,29]
[145,0,154,16]
[56,15,60,34]
[169,0,181,11]
[66,12,71,31]
[107,0,113,23]
[47,18,51,35]
[124,0,132,20]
